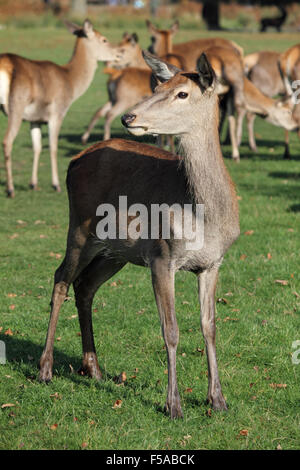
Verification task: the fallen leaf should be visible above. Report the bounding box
[1,403,15,409]
[217,297,228,304]
[50,393,62,400]
[267,253,272,259]
[240,254,247,260]
[7,293,17,298]
[9,233,19,240]
[184,388,193,393]
[50,423,58,430]
[244,230,254,236]
[293,291,300,298]
[269,383,287,389]
[239,429,249,436]
[81,442,88,449]
[4,328,13,336]
[112,399,122,409]
[9,305,15,310]
[276,444,282,450]
[275,280,288,286]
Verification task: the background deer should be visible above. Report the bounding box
[0,19,122,197]
[39,51,240,419]
[243,51,293,158]
[146,19,244,68]
[279,44,300,140]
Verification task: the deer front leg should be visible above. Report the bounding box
[3,111,24,197]
[81,101,112,144]
[48,117,63,192]
[198,267,227,411]
[283,129,290,159]
[30,123,42,189]
[151,259,182,419]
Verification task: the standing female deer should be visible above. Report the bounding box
[39,52,240,418]
[0,19,122,197]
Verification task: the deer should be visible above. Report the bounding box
[260,5,287,33]
[39,51,240,419]
[279,44,300,140]
[242,50,293,158]
[0,19,122,198]
[146,19,244,69]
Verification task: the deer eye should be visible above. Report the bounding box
[177,92,188,99]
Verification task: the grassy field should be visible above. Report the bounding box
[0,22,299,450]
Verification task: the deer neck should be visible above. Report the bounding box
[65,38,98,101]
[244,78,274,115]
[179,98,237,222]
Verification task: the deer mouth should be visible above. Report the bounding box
[126,125,149,136]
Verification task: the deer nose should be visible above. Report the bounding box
[121,113,136,127]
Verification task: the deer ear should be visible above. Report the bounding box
[170,20,179,34]
[146,19,157,33]
[142,50,181,82]
[196,53,215,90]
[83,19,94,36]
[131,33,139,44]
[64,20,82,35]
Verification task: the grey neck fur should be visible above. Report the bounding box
[178,95,234,222]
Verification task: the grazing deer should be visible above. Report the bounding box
[279,44,300,141]
[146,19,244,69]
[39,52,240,418]
[236,77,297,146]
[0,19,122,197]
[243,51,292,158]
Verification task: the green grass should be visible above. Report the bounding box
[0,24,299,450]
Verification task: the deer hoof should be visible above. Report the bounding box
[81,134,88,144]
[207,394,228,411]
[52,184,61,193]
[164,401,184,419]
[39,358,53,383]
[29,183,38,190]
[77,355,102,381]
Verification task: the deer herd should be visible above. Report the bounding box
[1,19,300,418]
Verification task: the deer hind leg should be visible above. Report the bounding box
[39,233,102,383]
[73,256,126,380]
[246,112,257,152]
[30,123,42,189]
[236,107,246,147]
[151,258,182,419]
[81,101,112,144]
[198,267,227,411]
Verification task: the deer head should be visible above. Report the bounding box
[65,19,122,62]
[107,32,141,69]
[122,51,217,137]
[266,97,298,131]
[146,20,179,55]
